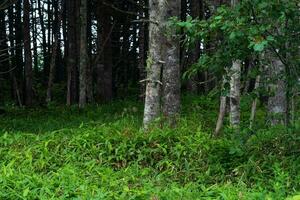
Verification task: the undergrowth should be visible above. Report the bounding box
[0,95,299,199]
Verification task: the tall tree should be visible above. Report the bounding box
[66,0,79,105]
[46,0,62,103]
[161,0,181,126]
[23,0,33,106]
[143,0,164,129]
[79,0,88,108]
[229,0,241,129]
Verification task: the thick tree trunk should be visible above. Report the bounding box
[23,0,33,106]
[143,0,164,129]
[79,0,88,108]
[162,0,181,127]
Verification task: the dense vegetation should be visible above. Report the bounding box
[1,96,300,199]
[0,0,299,199]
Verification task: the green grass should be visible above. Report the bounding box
[0,95,300,199]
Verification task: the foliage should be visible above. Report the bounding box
[175,0,300,83]
[0,96,300,199]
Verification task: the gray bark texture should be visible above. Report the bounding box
[229,60,241,128]
[249,74,261,129]
[215,75,228,136]
[229,0,241,128]
[79,0,88,108]
[143,0,164,129]
[162,0,181,127]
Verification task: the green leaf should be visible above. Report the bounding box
[23,188,30,197]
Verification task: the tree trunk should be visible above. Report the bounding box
[79,0,88,108]
[66,0,79,105]
[138,0,146,100]
[249,74,261,129]
[86,0,93,103]
[15,0,23,104]
[23,0,33,106]
[187,0,200,93]
[37,0,49,82]
[229,60,241,128]
[162,0,181,127]
[102,13,113,102]
[214,75,227,136]
[31,3,38,75]
[229,0,241,129]
[46,0,62,103]
[143,0,164,129]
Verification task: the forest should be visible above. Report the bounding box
[0,0,300,199]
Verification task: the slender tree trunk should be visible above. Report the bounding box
[37,0,49,82]
[46,0,62,103]
[66,0,79,105]
[162,0,181,127]
[45,0,52,82]
[214,75,227,136]
[23,0,33,106]
[15,0,23,104]
[249,74,261,129]
[31,3,38,75]
[86,0,93,103]
[143,0,164,129]
[229,60,241,128]
[138,0,146,100]
[187,0,200,93]
[8,5,22,107]
[79,0,88,108]
[101,12,113,102]
[229,0,241,129]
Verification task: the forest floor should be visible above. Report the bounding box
[0,95,300,199]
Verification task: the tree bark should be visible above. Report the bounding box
[37,0,49,83]
[143,0,164,129]
[46,0,62,103]
[229,60,241,128]
[66,0,79,105]
[23,0,33,106]
[229,0,241,129]
[138,0,146,100]
[162,0,181,127]
[214,75,227,136]
[79,0,88,108]
[249,74,261,129]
